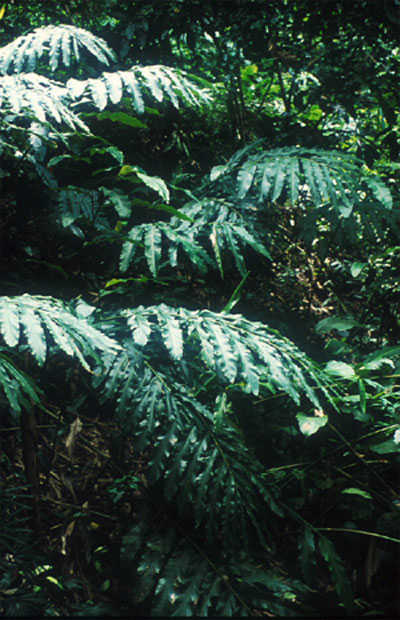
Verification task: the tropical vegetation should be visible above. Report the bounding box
[0,1,399,617]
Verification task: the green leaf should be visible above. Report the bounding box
[368,439,399,454]
[298,525,316,582]
[132,198,194,222]
[0,24,115,73]
[90,145,124,164]
[325,360,356,380]
[95,110,148,129]
[127,308,153,346]
[364,175,392,209]
[135,171,170,203]
[341,488,372,500]
[157,305,183,360]
[75,299,96,318]
[222,271,250,314]
[102,188,131,218]
[318,536,354,614]
[119,165,170,203]
[20,306,47,365]
[119,227,144,272]
[210,164,228,181]
[206,319,237,383]
[316,316,360,334]
[0,296,120,371]
[0,298,20,347]
[296,413,328,436]
[0,355,43,414]
[237,163,257,199]
[350,261,367,278]
[358,378,367,414]
[209,224,224,278]
[144,225,162,276]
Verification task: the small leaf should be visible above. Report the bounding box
[144,226,162,276]
[157,306,183,360]
[358,378,367,414]
[127,309,152,346]
[369,440,399,454]
[135,171,170,203]
[350,261,367,278]
[96,110,147,128]
[237,163,256,199]
[75,300,96,318]
[102,188,131,218]
[20,307,47,365]
[210,164,228,181]
[296,413,328,436]
[325,360,356,380]
[341,488,372,500]
[0,299,20,347]
[134,199,194,222]
[119,166,170,202]
[316,316,360,334]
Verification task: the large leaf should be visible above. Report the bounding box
[119,198,271,277]
[112,305,336,407]
[0,24,115,74]
[0,73,88,130]
[0,295,120,368]
[67,65,212,114]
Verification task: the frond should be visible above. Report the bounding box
[121,508,309,617]
[215,143,363,216]
[95,315,333,614]
[0,73,88,130]
[96,344,281,554]
[0,350,43,415]
[57,185,109,230]
[0,295,120,370]
[109,304,336,406]
[120,198,271,276]
[67,65,212,113]
[0,24,115,74]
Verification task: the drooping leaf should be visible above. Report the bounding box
[298,525,316,582]
[0,353,43,414]
[0,297,20,347]
[0,24,115,74]
[319,536,354,614]
[0,295,120,369]
[102,188,132,219]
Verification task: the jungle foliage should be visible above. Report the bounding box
[0,1,399,617]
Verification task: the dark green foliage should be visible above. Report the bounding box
[121,512,311,617]
[120,198,271,277]
[0,7,399,618]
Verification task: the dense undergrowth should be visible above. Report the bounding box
[0,1,399,617]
